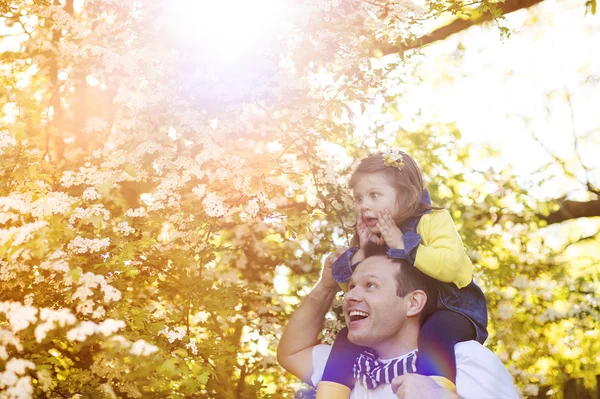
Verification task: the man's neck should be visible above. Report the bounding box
[372,323,420,359]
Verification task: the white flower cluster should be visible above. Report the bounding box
[536,307,566,324]
[68,205,110,226]
[0,302,38,332]
[67,236,110,254]
[82,187,100,201]
[39,251,70,273]
[66,319,125,342]
[244,199,260,218]
[202,192,228,217]
[60,167,116,188]
[0,221,48,247]
[192,184,207,198]
[194,138,224,165]
[72,272,122,308]
[29,192,77,218]
[0,358,35,399]
[34,308,77,343]
[0,328,23,360]
[497,302,515,320]
[512,275,529,290]
[125,207,148,218]
[116,221,135,236]
[185,338,198,355]
[130,339,159,356]
[83,117,109,134]
[0,130,17,156]
[158,326,186,343]
[522,384,539,396]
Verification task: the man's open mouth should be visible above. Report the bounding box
[348,310,369,323]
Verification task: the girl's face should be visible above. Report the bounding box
[352,173,400,234]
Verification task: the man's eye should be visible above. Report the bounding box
[367,282,377,289]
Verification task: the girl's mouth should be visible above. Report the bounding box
[364,217,378,227]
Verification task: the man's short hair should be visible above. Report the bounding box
[362,241,439,324]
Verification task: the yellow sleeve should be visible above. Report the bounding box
[414,210,473,288]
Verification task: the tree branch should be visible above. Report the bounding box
[377,0,545,56]
[540,197,600,225]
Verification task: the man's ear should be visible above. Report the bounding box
[405,289,427,317]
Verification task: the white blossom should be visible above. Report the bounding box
[67,236,110,254]
[185,339,198,355]
[202,192,228,217]
[0,130,17,156]
[30,192,77,218]
[497,302,514,320]
[66,319,125,342]
[0,302,38,332]
[82,187,100,201]
[158,326,187,343]
[117,221,135,236]
[34,308,77,343]
[125,207,148,217]
[130,340,159,356]
[192,184,207,198]
[0,222,48,247]
[83,117,109,134]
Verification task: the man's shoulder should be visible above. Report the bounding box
[454,341,520,399]
[455,340,495,355]
[455,340,507,369]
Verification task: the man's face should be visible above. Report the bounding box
[342,256,409,353]
[352,173,400,235]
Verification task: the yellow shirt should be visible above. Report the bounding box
[414,210,472,289]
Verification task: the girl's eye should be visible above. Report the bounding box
[370,193,379,199]
[354,196,363,203]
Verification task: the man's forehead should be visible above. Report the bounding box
[352,255,395,276]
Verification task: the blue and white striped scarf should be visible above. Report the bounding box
[353,349,418,390]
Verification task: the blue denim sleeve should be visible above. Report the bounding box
[386,231,421,265]
[331,247,359,284]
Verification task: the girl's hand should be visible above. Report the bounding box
[357,211,384,247]
[377,209,404,249]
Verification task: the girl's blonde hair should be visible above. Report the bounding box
[348,151,435,246]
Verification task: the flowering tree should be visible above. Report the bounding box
[0,0,598,398]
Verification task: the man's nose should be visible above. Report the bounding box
[344,287,362,304]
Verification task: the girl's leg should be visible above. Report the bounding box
[416,310,475,384]
[321,326,366,388]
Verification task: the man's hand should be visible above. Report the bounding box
[391,374,460,399]
[321,247,348,290]
[377,209,404,249]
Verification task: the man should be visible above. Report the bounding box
[277,246,519,398]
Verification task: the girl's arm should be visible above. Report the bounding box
[414,210,472,288]
[389,210,472,288]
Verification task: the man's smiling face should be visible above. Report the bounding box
[342,255,410,354]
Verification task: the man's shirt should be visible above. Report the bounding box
[310,341,520,399]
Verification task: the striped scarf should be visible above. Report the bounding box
[353,349,418,390]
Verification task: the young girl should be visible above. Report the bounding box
[317,150,488,398]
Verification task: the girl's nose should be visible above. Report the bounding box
[360,200,370,211]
